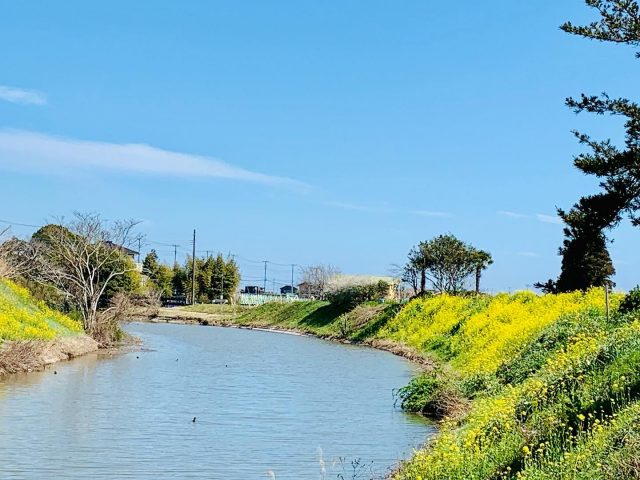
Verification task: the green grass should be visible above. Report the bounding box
[185,300,401,339]
[390,291,640,480]
[182,303,250,315]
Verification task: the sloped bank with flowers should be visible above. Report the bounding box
[389,288,640,480]
[0,279,98,375]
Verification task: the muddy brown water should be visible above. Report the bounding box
[0,322,434,479]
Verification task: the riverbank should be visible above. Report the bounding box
[143,289,640,480]
[0,334,99,375]
[0,278,101,376]
[135,302,435,368]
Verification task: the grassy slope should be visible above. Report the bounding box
[178,300,400,339]
[0,279,83,341]
[388,289,640,480]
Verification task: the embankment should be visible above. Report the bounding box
[147,300,434,367]
[0,279,98,375]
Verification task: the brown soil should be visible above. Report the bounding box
[0,335,99,376]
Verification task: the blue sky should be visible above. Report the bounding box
[0,1,637,291]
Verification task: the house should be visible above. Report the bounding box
[243,285,265,294]
[297,281,313,296]
[103,241,142,272]
[280,285,299,295]
[104,241,138,260]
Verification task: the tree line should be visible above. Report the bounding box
[142,249,240,303]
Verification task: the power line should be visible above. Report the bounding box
[0,218,42,228]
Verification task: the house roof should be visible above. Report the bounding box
[104,241,138,256]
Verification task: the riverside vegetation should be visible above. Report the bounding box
[169,286,640,480]
[0,278,96,376]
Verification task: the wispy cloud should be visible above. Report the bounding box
[326,201,451,217]
[498,210,528,219]
[498,210,562,225]
[0,129,307,189]
[0,85,47,105]
[535,213,562,225]
[518,251,541,258]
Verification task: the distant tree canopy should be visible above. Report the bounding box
[404,234,492,295]
[142,250,173,297]
[541,0,639,292]
[168,254,240,303]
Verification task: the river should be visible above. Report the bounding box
[0,322,434,479]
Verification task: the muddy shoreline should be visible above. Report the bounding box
[0,334,141,377]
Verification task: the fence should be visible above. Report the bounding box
[238,293,304,306]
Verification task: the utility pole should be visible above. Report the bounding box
[191,229,196,305]
[605,282,610,322]
[137,238,142,263]
[263,260,268,292]
[171,244,178,266]
[291,264,295,296]
[220,261,225,301]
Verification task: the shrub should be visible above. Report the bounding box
[619,286,640,316]
[327,281,390,310]
[396,370,455,417]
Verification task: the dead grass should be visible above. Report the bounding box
[368,338,436,368]
[0,340,44,375]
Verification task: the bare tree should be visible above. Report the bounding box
[31,213,141,333]
[300,264,340,299]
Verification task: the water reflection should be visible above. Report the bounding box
[0,323,434,479]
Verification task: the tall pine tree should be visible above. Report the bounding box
[550,1,639,292]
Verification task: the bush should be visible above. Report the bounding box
[619,286,640,316]
[327,281,390,309]
[396,370,456,417]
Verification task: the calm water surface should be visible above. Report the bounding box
[0,322,434,479]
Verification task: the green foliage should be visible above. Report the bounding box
[619,285,640,315]
[549,0,640,293]
[405,234,492,294]
[179,254,240,302]
[496,310,613,386]
[326,281,390,309]
[101,257,143,305]
[555,203,616,292]
[142,250,173,297]
[396,371,447,415]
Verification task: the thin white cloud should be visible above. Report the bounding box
[0,129,307,189]
[412,210,451,218]
[536,213,562,225]
[498,210,563,225]
[498,210,528,219]
[326,201,451,217]
[518,251,541,258]
[0,85,47,105]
